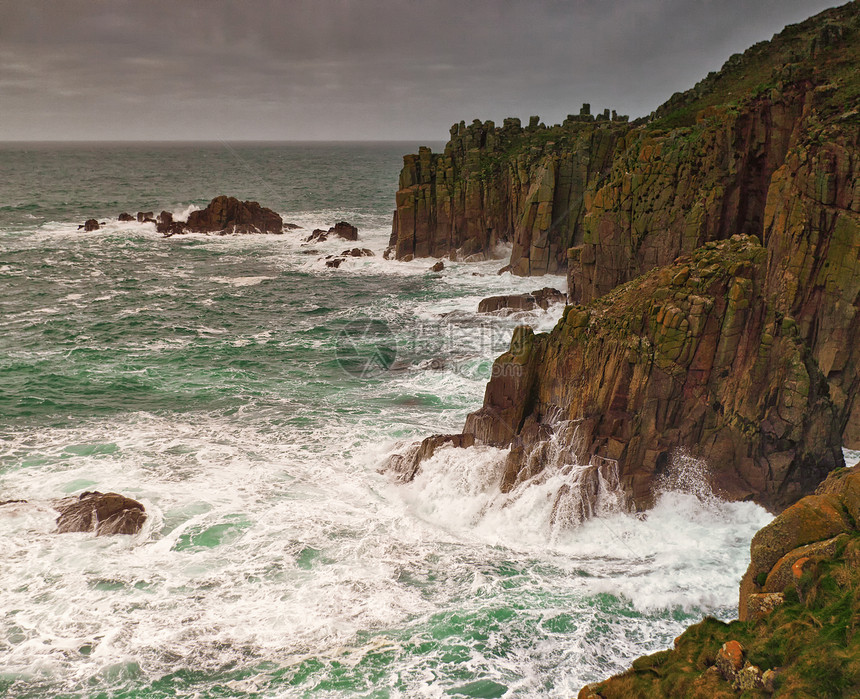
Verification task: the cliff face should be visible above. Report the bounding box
[392,1,859,293]
[386,2,860,512]
[391,115,628,274]
[569,87,808,304]
[464,236,843,512]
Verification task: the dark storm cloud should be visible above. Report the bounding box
[0,0,845,140]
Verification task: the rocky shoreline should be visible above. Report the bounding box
[580,464,860,697]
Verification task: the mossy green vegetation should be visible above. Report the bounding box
[649,1,860,130]
[586,535,860,697]
[585,467,860,698]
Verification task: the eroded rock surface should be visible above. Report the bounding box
[185,195,283,235]
[477,287,565,313]
[55,491,147,536]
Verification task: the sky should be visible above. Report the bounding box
[0,0,845,141]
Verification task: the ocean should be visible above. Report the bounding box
[0,142,778,698]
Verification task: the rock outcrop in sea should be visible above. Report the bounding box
[580,464,860,697]
[184,195,284,235]
[54,491,147,536]
[83,197,290,236]
[386,1,860,515]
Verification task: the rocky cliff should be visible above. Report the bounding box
[393,2,858,295]
[387,1,859,512]
[580,465,860,697]
[391,110,628,274]
[465,235,844,512]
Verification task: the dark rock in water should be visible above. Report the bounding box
[185,196,283,235]
[117,212,135,222]
[382,433,476,482]
[497,265,512,275]
[383,246,395,260]
[430,260,445,272]
[531,287,567,308]
[55,491,147,536]
[156,210,186,237]
[0,499,27,506]
[478,287,565,313]
[305,221,360,243]
[79,219,100,232]
[325,257,344,268]
[136,211,154,223]
[284,222,302,230]
[341,248,374,257]
[331,221,358,241]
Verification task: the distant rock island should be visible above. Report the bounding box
[79,196,311,236]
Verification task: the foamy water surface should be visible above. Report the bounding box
[0,143,779,698]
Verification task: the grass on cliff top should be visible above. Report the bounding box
[650,1,859,130]
[591,534,860,698]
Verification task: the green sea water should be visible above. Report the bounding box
[0,142,774,698]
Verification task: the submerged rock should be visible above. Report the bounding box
[55,491,147,536]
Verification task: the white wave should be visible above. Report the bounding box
[208,275,275,287]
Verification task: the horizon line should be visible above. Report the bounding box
[0,138,446,144]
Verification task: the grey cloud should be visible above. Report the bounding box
[0,0,845,140]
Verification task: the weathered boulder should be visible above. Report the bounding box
[745,592,785,621]
[306,221,359,243]
[477,287,565,313]
[79,219,100,232]
[738,465,860,619]
[430,260,445,272]
[341,248,374,257]
[136,211,154,223]
[55,491,147,536]
[117,212,135,222]
[715,640,744,682]
[185,196,283,235]
[331,221,358,241]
